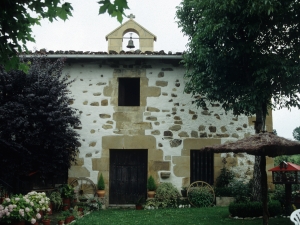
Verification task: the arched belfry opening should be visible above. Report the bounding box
[122,32,140,50]
[106,14,157,52]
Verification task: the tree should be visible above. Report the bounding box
[293,127,300,141]
[0,0,129,71]
[0,56,81,190]
[176,1,300,224]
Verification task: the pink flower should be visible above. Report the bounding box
[31,218,36,224]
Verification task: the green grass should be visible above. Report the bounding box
[72,207,293,225]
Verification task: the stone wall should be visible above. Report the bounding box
[65,58,274,200]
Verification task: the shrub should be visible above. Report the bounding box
[229,200,282,218]
[214,187,233,197]
[268,200,283,217]
[215,167,234,187]
[155,182,180,208]
[97,173,105,190]
[147,175,156,191]
[188,187,214,207]
[229,179,251,203]
[271,185,285,204]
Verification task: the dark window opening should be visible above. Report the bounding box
[118,78,140,106]
[190,150,214,185]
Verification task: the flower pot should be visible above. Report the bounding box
[48,202,53,215]
[63,198,71,206]
[147,191,155,198]
[42,219,51,225]
[97,190,105,197]
[135,204,143,210]
[65,216,73,224]
[62,204,69,211]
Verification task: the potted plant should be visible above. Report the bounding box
[62,209,73,224]
[24,191,51,216]
[147,175,157,198]
[41,214,51,225]
[0,194,41,225]
[59,184,75,209]
[56,214,65,225]
[49,191,63,212]
[135,195,145,210]
[181,186,188,197]
[97,173,105,197]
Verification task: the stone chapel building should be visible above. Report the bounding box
[42,16,274,205]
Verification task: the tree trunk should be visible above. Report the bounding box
[252,104,266,201]
[252,156,262,201]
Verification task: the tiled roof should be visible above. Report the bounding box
[25,49,184,56]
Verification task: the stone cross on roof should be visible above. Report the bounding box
[128,13,135,19]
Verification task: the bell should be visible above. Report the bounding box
[126,37,135,49]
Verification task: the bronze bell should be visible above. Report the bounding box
[126,37,135,49]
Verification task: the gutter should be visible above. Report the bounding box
[23,54,183,60]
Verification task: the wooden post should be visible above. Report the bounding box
[260,155,269,225]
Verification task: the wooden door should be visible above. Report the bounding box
[190,150,214,185]
[109,149,147,204]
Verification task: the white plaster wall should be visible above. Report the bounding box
[65,59,256,185]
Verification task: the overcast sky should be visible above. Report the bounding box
[26,0,300,140]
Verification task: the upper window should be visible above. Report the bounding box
[118,78,140,106]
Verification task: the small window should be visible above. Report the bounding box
[118,78,140,106]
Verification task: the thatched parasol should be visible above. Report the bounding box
[201,132,300,225]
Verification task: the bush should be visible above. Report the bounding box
[155,182,180,208]
[214,187,233,197]
[188,187,214,207]
[271,185,285,204]
[215,167,234,187]
[229,179,251,203]
[229,200,282,218]
[268,200,283,217]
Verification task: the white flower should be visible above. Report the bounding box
[6,212,10,216]
[13,205,17,208]
[25,207,30,212]
[30,202,34,206]
[36,208,40,212]
[42,207,45,211]
[15,197,20,201]
[36,213,41,219]
[31,218,36,224]
[0,205,3,210]
[5,198,10,202]
[26,199,30,203]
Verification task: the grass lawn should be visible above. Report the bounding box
[72,207,293,225]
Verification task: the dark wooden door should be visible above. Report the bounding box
[109,149,147,204]
[190,150,214,185]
